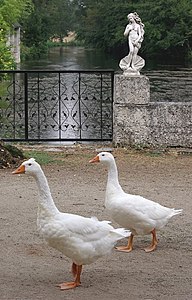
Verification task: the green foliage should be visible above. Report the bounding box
[0,99,8,122]
[0,40,15,70]
[22,0,76,58]
[47,39,84,48]
[0,0,33,26]
[141,0,192,59]
[21,2,51,50]
[0,80,11,123]
[0,99,8,109]
[0,0,33,69]
[74,1,137,47]
[21,42,48,60]
[74,0,192,61]
[0,13,15,70]
[49,0,75,40]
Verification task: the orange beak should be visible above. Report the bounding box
[12,164,25,174]
[89,155,100,163]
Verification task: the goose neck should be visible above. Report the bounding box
[34,169,59,216]
[106,160,123,193]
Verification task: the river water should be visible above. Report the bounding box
[21,46,192,102]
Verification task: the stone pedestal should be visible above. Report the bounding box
[114,74,150,105]
[113,74,150,146]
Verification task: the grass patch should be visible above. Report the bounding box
[23,150,73,165]
[24,151,56,165]
[23,147,96,166]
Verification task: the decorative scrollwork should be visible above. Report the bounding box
[0,71,113,141]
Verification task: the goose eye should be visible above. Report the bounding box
[28,163,32,166]
[101,154,105,157]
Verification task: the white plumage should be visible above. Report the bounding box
[12,158,130,290]
[89,152,182,252]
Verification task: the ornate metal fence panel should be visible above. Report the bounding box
[0,70,114,141]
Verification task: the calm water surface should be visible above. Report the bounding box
[21,46,192,102]
[21,47,118,70]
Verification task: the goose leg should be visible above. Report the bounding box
[144,229,158,252]
[116,233,134,252]
[57,264,82,290]
[72,262,77,278]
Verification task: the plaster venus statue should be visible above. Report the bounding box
[119,12,145,76]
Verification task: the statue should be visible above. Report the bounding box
[119,12,145,76]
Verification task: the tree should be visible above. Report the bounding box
[141,0,192,60]
[50,0,75,42]
[21,0,52,56]
[73,0,192,61]
[0,0,33,69]
[22,0,76,57]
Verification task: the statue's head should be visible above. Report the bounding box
[127,12,138,22]
[127,12,143,25]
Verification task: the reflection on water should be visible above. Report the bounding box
[144,69,192,102]
[21,47,118,71]
[20,46,192,102]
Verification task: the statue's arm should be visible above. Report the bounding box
[124,24,131,37]
[133,25,142,46]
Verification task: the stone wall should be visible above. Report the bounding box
[7,25,21,64]
[113,74,192,147]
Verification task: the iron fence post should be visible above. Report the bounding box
[111,71,114,138]
[100,72,103,139]
[24,72,28,140]
[78,72,82,139]
[58,72,61,140]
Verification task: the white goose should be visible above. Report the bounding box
[89,152,183,252]
[12,158,130,290]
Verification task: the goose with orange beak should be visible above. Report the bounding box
[89,152,182,252]
[12,158,130,290]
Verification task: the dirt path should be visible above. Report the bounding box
[0,146,191,300]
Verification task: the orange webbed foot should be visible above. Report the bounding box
[144,229,158,252]
[57,281,81,290]
[144,244,157,252]
[115,233,134,252]
[115,245,133,252]
[57,263,82,290]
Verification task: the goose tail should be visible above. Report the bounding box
[172,208,183,216]
[111,228,131,240]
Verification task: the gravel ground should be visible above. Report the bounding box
[0,145,191,300]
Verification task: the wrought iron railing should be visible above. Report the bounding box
[0,70,114,142]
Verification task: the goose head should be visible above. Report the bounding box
[89,152,115,165]
[12,158,40,176]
